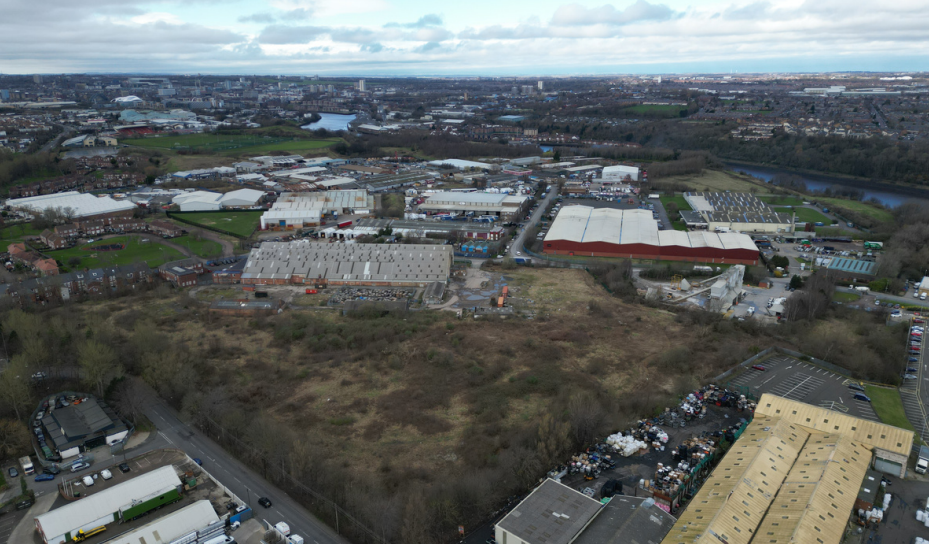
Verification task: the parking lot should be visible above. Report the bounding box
[61,449,196,498]
[726,354,881,422]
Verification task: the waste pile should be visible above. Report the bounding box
[606,432,648,457]
[653,385,756,429]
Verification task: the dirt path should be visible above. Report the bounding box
[196,229,236,257]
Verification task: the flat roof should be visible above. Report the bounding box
[105,500,219,544]
[574,496,676,544]
[7,191,136,218]
[35,466,181,540]
[497,479,601,544]
[826,257,878,276]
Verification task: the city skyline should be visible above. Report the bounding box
[1,0,928,74]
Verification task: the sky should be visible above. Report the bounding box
[2,0,928,75]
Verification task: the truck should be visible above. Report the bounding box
[73,526,107,542]
[864,241,883,250]
[917,445,929,474]
[337,221,352,228]
[19,456,34,475]
[855,286,870,293]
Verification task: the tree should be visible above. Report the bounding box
[789,275,804,290]
[78,340,121,397]
[568,393,605,448]
[536,412,571,466]
[553,150,561,163]
[0,357,33,420]
[112,379,152,424]
[0,419,32,459]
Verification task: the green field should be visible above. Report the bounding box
[172,235,223,258]
[832,291,861,303]
[0,223,43,244]
[623,104,687,117]
[47,236,185,271]
[865,385,920,438]
[124,133,340,155]
[817,198,894,223]
[171,211,263,237]
[773,207,830,224]
[658,194,692,230]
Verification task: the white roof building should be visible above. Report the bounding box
[220,188,265,207]
[427,159,494,171]
[7,191,136,219]
[105,501,220,544]
[172,191,223,211]
[35,466,181,544]
[601,165,639,181]
[419,192,528,216]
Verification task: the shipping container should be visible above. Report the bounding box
[337,221,352,228]
[305,289,318,294]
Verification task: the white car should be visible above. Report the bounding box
[516,252,521,256]
[100,469,112,480]
[82,476,94,486]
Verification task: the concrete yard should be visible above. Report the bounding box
[725,354,881,422]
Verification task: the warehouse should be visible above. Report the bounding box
[172,188,265,211]
[661,394,913,544]
[38,396,128,459]
[427,158,494,171]
[35,466,183,544]
[105,501,221,544]
[418,192,529,219]
[496,479,601,544]
[353,218,505,241]
[241,241,452,287]
[542,206,760,264]
[259,190,374,230]
[601,165,639,181]
[684,192,795,234]
[7,192,136,221]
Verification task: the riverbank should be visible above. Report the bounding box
[723,160,929,204]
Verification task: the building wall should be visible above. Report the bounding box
[543,240,759,265]
[707,220,791,234]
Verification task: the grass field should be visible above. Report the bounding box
[0,223,43,244]
[172,235,223,258]
[125,133,340,156]
[816,198,895,223]
[48,236,185,271]
[658,194,692,230]
[171,211,262,237]
[773,206,830,224]
[833,291,862,303]
[865,385,920,437]
[655,169,770,193]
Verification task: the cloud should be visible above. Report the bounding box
[552,0,674,26]
[270,0,388,18]
[361,42,385,53]
[258,24,329,44]
[385,14,443,28]
[238,12,277,24]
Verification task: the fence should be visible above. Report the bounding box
[197,415,388,544]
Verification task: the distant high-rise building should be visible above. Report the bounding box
[357,79,366,92]
[33,74,43,84]
[0,90,9,102]
[538,80,544,91]
[327,84,335,93]
[511,86,518,94]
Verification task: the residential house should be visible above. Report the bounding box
[54,223,79,238]
[40,230,68,250]
[34,259,59,276]
[150,220,183,237]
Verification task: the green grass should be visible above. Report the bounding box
[47,236,185,271]
[0,223,43,244]
[658,194,693,212]
[832,291,862,303]
[817,198,894,224]
[171,211,263,237]
[171,235,223,258]
[865,385,920,437]
[124,133,340,156]
[773,207,830,224]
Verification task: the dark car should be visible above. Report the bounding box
[853,393,871,402]
[907,368,918,373]
[34,473,55,482]
[118,463,131,473]
[15,499,34,510]
[751,365,766,371]
[193,458,202,466]
[258,497,272,508]
[8,467,18,478]
[848,384,866,392]
[43,466,60,475]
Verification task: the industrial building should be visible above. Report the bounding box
[601,165,639,182]
[34,466,183,544]
[543,207,760,265]
[241,241,452,287]
[105,500,221,544]
[495,479,601,544]
[917,276,929,297]
[37,396,128,459]
[7,192,136,221]
[683,192,794,234]
[426,159,494,171]
[172,188,264,211]
[353,218,505,241]
[259,190,375,230]
[418,192,529,219]
[661,394,913,544]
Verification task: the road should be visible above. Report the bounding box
[141,400,348,544]
[509,187,558,259]
[39,125,74,153]
[833,286,929,310]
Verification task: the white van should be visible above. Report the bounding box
[275,522,291,536]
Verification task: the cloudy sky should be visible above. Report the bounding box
[2,0,928,75]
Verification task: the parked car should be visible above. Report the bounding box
[848,384,866,392]
[751,365,766,371]
[853,393,871,402]
[100,469,112,480]
[70,462,90,473]
[8,467,18,478]
[193,458,202,466]
[82,475,94,486]
[35,473,55,482]
[904,374,918,380]
[118,463,130,473]
[258,497,273,508]
[43,466,60,475]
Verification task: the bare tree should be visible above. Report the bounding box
[0,357,33,420]
[536,412,571,467]
[78,340,121,396]
[112,379,153,424]
[568,393,605,448]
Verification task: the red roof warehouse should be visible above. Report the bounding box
[542,206,760,265]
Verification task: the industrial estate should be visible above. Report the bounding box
[1,68,929,544]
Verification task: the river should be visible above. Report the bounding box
[724,162,929,208]
[301,113,356,132]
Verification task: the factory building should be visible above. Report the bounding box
[543,207,759,264]
[683,192,794,234]
[353,218,505,241]
[241,242,452,287]
[37,396,129,459]
[172,188,265,211]
[34,466,183,544]
[601,165,639,182]
[105,501,221,544]
[418,192,529,219]
[259,190,375,230]
[661,394,913,544]
[7,192,136,222]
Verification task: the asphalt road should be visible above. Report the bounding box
[510,188,558,259]
[143,400,348,544]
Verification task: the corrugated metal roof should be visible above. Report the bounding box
[826,257,878,276]
[755,394,913,456]
[497,479,601,544]
[35,466,181,539]
[105,500,219,544]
